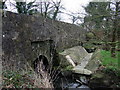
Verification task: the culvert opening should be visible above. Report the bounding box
[33,55,49,73]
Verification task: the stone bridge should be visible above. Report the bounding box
[2,11,86,71]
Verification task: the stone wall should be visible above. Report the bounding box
[2,11,86,71]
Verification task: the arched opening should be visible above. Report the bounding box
[33,55,49,73]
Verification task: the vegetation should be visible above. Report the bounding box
[15,1,38,15]
[83,2,120,57]
[61,66,73,71]
[9,0,64,20]
[1,0,120,88]
[2,70,35,88]
[100,50,118,67]
[100,50,120,76]
[2,68,54,88]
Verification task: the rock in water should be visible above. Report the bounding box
[59,46,101,75]
[72,68,92,75]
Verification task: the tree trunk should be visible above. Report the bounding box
[116,2,120,67]
[111,29,116,57]
[111,2,119,57]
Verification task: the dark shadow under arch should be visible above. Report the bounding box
[33,55,49,73]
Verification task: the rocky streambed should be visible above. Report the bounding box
[53,68,120,89]
[53,46,120,89]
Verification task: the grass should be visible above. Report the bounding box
[100,50,120,76]
[100,50,119,68]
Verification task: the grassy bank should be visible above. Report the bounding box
[100,50,120,76]
[100,50,118,68]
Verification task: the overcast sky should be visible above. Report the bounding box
[61,0,92,23]
[62,0,91,12]
[5,0,92,24]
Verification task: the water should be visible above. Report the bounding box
[54,73,91,89]
[77,85,91,90]
[63,82,91,89]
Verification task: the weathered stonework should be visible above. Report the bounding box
[2,11,86,71]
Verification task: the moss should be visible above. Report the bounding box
[92,72,104,79]
[61,66,73,71]
[86,32,95,39]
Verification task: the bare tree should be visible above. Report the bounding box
[51,0,64,20]
[37,0,64,20]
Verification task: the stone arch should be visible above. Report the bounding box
[33,55,49,73]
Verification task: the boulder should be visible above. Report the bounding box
[59,46,88,67]
[85,49,101,72]
[72,68,92,75]
[89,71,112,88]
[59,46,101,75]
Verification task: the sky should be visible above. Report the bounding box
[62,0,90,12]
[60,0,91,23]
[4,0,92,24]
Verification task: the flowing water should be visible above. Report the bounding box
[54,72,91,89]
